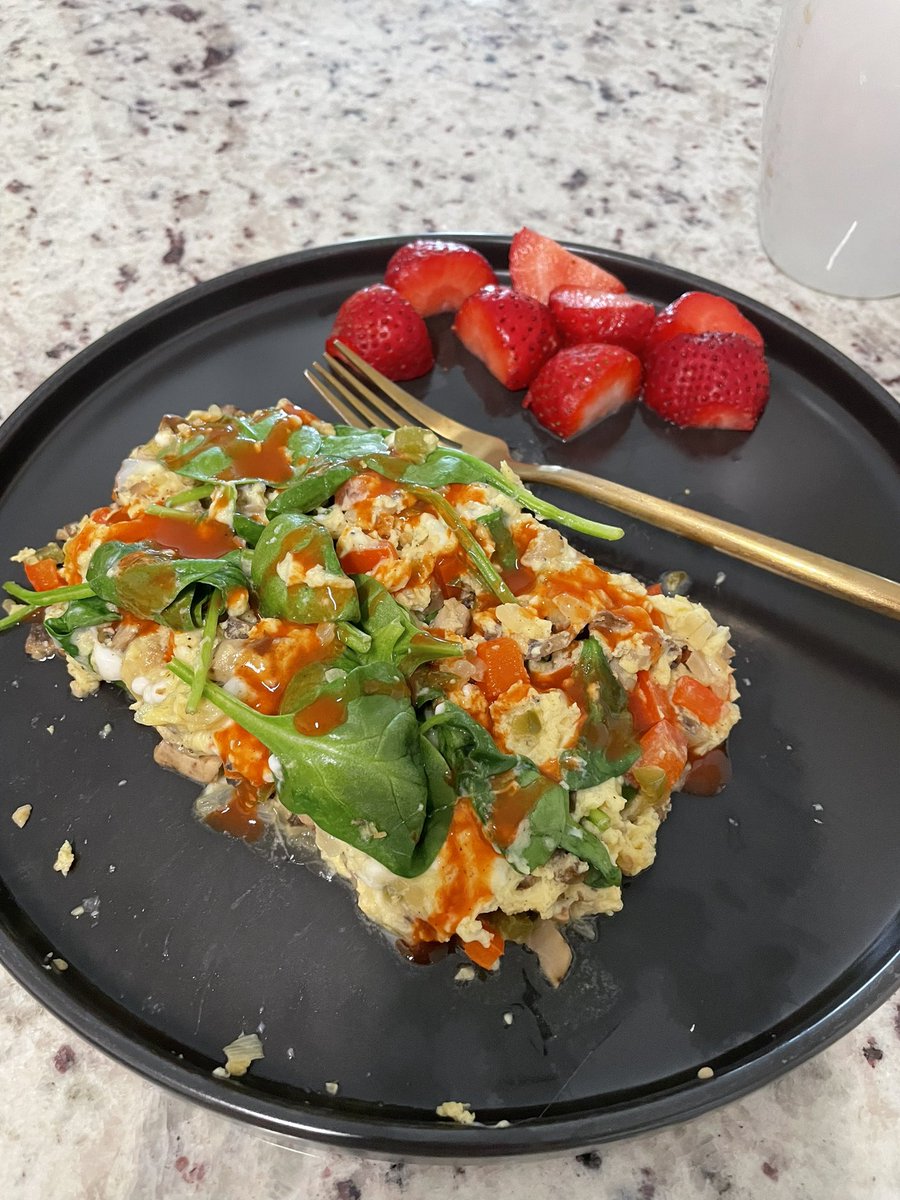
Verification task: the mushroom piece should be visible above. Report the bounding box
[153,740,221,784]
[525,920,573,988]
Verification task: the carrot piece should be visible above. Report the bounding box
[476,637,529,701]
[24,559,63,592]
[629,670,675,733]
[637,719,688,793]
[338,541,396,575]
[462,927,505,971]
[673,676,725,725]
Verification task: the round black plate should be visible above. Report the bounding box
[1,236,898,1160]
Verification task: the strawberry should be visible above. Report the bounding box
[641,332,770,430]
[384,239,497,317]
[644,290,764,356]
[523,344,643,439]
[326,284,434,380]
[509,227,625,303]
[549,287,656,354]
[453,285,558,390]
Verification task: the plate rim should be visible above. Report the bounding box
[1,234,898,1159]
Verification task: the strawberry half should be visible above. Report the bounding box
[453,285,558,390]
[644,290,764,356]
[384,239,497,317]
[509,227,625,304]
[523,344,643,439]
[642,332,770,430]
[326,284,434,380]
[549,287,656,354]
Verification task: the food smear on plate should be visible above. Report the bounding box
[2,402,740,981]
[325,230,770,436]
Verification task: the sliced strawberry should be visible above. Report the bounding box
[326,284,434,380]
[453,285,558,390]
[644,290,764,356]
[642,332,770,430]
[549,287,656,354]
[523,344,642,439]
[384,239,497,317]
[509,227,625,304]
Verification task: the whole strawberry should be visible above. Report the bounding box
[549,287,656,354]
[524,344,643,439]
[453,285,558,390]
[642,332,770,430]
[326,284,434,380]
[384,239,497,316]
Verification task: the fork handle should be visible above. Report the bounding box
[510,460,900,620]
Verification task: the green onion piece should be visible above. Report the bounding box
[142,504,198,522]
[186,592,222,714]
[404,485,517,604]
[165,484,215,508]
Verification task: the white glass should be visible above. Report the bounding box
[759,0,900,298]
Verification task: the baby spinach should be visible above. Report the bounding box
[43,596,119,657]
[168,657,452,877]
[562,638,641,790]
[85,542,248,631]
[421,703,569,874]
[558,822,622,888]
[0,580,94,632]
[232,514,265,547]
[266,462,355,517]
[251,513,359,624]
[477,510,518,571]
[355,574,463,675]
[160,410,322,484]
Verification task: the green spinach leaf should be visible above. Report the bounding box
[251,513,359,624]
[44,596,119,657]
[355,574,463,675]
[85,542,248,630]
[561,639,641,790]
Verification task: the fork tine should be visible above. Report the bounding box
[303,368,366,429]
[332,339,473,445]
[324,353,424,434]
[309,360,384,428]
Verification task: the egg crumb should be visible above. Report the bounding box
[53,840,74,876]
[454,966,476,983]
[697,1066,715,1080]
[11,804,32,828]
[325,1081,339,1095]
[436,1100,475,1126]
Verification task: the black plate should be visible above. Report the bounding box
[1,236,898,1160]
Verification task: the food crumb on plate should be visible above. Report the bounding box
[98,723,112,739]
[436,1100,476,1125]
[11,804,32,828]
[216,1031,264,1078]
[70,905,85,918]
[325,1080,339,1095]
[287,1047,295,1060]
[53,840,75,876]
[714,571,726,586]
[45,724,54,735]
[454,965,475,983]
[697,1065,715,1080]
[502,1011,514,1026]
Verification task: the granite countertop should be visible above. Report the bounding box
[2,2,898,1197]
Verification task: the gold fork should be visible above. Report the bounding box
[303,340,900,620]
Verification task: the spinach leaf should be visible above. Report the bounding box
[0,580,95,633]
[168,657,450,877]
[421,703,568,873]
[44,596,119,657]
[398,444,624,543]
[558,822,621,888]
[233,514,265,547]
[85,542,248,631]
[317,427,390,460]
[561,639,641,790]
[266,462,355,517]
[355,574,463,675]
[160,410,322,484]
[251,513,359,624]
[477,510,518,571]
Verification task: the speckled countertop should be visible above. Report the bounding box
[2,2,898,1198]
